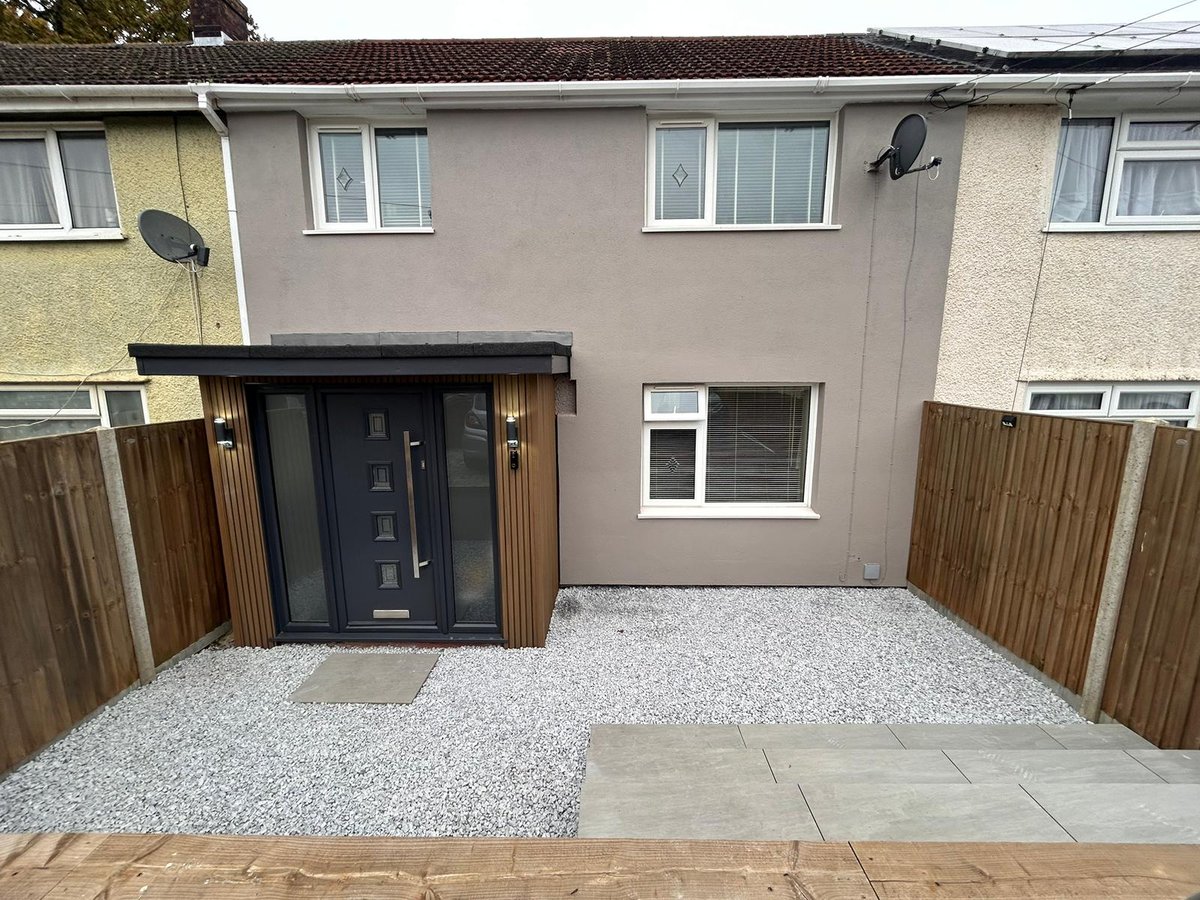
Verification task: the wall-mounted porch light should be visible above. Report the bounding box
[213,416,235,449]
[506,415,520,470]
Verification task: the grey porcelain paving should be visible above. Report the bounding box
[1039,724,1155,749]
[739,724,903,749]
[1024,783,1200,843]
[767,749,967,783]
[947,749,1165,783]
[889,724,1065,750]
[577,778,820,840]
[1128,750,1200,783]
[588,724,744,751]
[801,783,1072,842]
[585,746,775,783]
[288,652,439,704]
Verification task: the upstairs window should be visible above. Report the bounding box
[1050,112,1200,228]
[0,128,119,235]
[310,123,431,231]
[647,118,833,229]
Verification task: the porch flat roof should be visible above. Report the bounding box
[128,341,571,377]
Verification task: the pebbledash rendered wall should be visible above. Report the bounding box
[227,104,966,586]
[0,114,240,422]
[935,104,1200,410]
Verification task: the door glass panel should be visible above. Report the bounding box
[263,393,329,624]
[442,391,498,626]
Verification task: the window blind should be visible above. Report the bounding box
[375,128,431,227]
[648,428,697,500]
[705,386,809,502]
[655,127,706,220]
[318,132,368,224]
[715,123,828,225]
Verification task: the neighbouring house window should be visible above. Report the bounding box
[642,384,817,511]
[648,117,833,228]
[1050,113,1200,227]
[1027,382,1199,428]
[0,128,119,234]
[0,384,147,441]
[310,123,431,230]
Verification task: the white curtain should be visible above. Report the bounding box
[0,138,58,225]
[58,133,119,229]
[1030,392,1104,412]
[1117,158,1200,217]
[1050,119,1113,223]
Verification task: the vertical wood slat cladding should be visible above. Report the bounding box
[0,432,138,774]
[115,420,230,665]
[908,402,1130,695]
[198,374,560,649]
[1103,425,1200,749]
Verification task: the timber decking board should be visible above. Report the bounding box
[2,834,1199,899]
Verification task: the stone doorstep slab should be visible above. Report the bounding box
[1023,783,1200,843]
[739,724,903,749]
[1038,724,1155,749]
[585,747,775,783]
[946,749,1166,784]
[1126,750,1200,784]
[588,725,744,751]
[888,724,1066,750]
[766,749,967,783]
[288,652,440,704]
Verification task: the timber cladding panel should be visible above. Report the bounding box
[116,420,230,665]
[1103,425,1200,749]
[907,402,1130,695]
[198,373,560,649]
[0,432,138,774]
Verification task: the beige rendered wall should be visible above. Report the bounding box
[935,104,1200,410]
[0,113,241,422]
[228,104,966,586]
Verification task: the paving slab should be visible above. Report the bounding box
[588,725,744,751]
[577,778,819,840]
[889,724,1065,750]
[288,652,439,704]
[585,746,774,783]
[740,724,903,749]
[1024,783,1200,843]
[947,749,1165,783]
[1039,724,1155,749]
[767,749,966,783]
[1127,750,1200,784]
[801,783,1072,842]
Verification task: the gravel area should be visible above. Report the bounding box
[0,586,1082,837]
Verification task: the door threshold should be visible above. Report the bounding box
[274,632,506,646]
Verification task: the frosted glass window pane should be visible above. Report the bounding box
[0,138,58,225]
[58,132,118,229]
[650,390,699,414]
[1116,159,1200,217]
[1050,118,1113,223]
[375,128,431,227]
[655,127,705,220]
[442,392,498,626]
[716,122,828,225]
[103,390,145,426]
[648,429,697,499]
[0,418,100,441]
[0,389,92,410]
[318,132,368,224]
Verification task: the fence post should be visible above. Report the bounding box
[1079,420,1156,721]
[96,428,156,684]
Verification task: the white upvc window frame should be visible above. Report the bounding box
[0,124,123,242]
[644,114,840,233]
[0,384,150,434]
[305,119,433,235]
[1025,381,1199,428]
[1046,110,1200,232]
[639,383,820,519]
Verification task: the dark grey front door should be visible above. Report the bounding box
[325,392,438,630]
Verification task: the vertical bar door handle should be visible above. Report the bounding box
[403,431,422,579]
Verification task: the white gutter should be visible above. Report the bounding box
[195,90,251,344]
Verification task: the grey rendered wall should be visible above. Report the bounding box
[229,104,965,586]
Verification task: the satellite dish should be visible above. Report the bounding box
[867,114,942,180]
[138,209,210,266]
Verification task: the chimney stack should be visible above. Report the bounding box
[190,0,251,44]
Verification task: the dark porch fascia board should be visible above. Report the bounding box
[128,342,571,377]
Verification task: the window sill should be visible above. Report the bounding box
[0,229,124,242]
[638,506,820,519]
[302,227,435,235]
[642,224,841,233]
[1044,223,1200,233]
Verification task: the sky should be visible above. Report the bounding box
[246,0,1194,41]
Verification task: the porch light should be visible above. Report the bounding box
[213,416,235,449]
[506,415,520,470]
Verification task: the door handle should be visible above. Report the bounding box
[402,431,429,578]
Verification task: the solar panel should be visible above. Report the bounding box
[874,22,1200,57]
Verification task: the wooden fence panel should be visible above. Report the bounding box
[0,432,138,773]
[117,420,229,666]
[1102,425,1200,748]
[908,403,1130,694]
